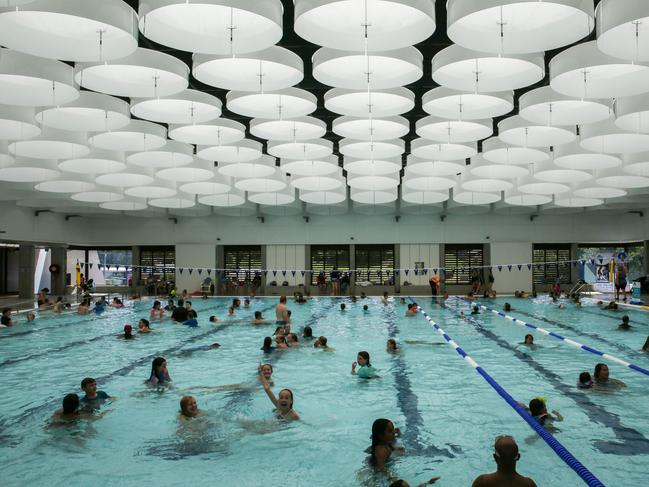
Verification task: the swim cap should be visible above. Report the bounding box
[535,396,547,404]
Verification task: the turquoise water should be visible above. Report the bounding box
[0,296,648,486]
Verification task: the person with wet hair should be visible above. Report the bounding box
[179,396,203,421]
[259,368,298,420]
[594,363,626,389]
[618,315,632,330]
[148,357,171,386]
[471,436,537,487]
[352,351,377,378]
[302,325,314,339]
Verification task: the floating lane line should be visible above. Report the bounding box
[473,301,649,378]
[409,297,606,487]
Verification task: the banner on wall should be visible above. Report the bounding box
[583,252,616,293]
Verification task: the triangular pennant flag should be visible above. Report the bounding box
[367,271,371,279]
[198,269,203,275]
[282,270,287,277]
[291,270,296,277]
[488,266,493,271]
[423,268,428,275]
[572,261,577,267]
[507,265,512,272]
[395,270,400,276]
[188,268,193,275]
[272,271,277,277]
[377,270,382,277]
[590,258,595,265]
[598,258,603,264]
[580,260,586,266]
[207,269,212,275]
[179,268,184,274]
[497,265,503,272]
[301,271,305,277]
[404,269,409,276]
[433,268,438,275]
[414,268,419,275]
[263,270,268,276]
[89,263,93,269]
[527,264,532,270]
[386,270,391,276]
[517,264,522,271]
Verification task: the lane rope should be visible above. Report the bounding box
[470,300,649,378]
[409,297,606,487]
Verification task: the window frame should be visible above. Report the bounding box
[443,244,484,285]
[354,244,395,284]
[223,245,262,282]
[310,245,351,284]
[532,243,571,286]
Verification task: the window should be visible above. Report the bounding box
[68,247,133,286]
[224,246,262,282]
[444,244,484,284]
[355,245,395,284]
[140,247,175,282]
[533,244,571,285]
[310,245,350,284]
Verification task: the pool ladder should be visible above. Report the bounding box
[569,280,591,296]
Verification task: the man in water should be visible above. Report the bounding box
[472,436,537,487]
[275,295,290,325]
[79,377,116,411]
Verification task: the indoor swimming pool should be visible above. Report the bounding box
[0,296,648,487]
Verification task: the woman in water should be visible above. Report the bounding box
[522,334,535,347]
[593,363,626,389]
[261,336,275,353]
[150,300,164,320]
[179,396,204,421]
[275,335,289,349]
[368,418,405,481]
[352,351,377,378]
[138,319,152,333]
[302,325,314,340]
[148,357,171,386]
[386,339,398,353]
[259,370,299,420]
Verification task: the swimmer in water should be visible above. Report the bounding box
[275,335,289,349]
[314,336,330,349]
[471,305,480,315]
[367,418,409,482]
[209,315,218,323]
[26,311,36,322]
[51,394,84,424]
[618,315,632,331]
[286,333,299,347]
[80,377,115,411]
[386,339,398,353]
[340,303,346,311]
[148,357,171,386]
[352,351,377,378]
[138,319,152,333]
[522,334,534,347]
[261,336,275,353]
[251,311,268,324]
[593,363,626,389]
[179,396,204,421]
[363,304,369,313]
[503,303,512,312]
[471,436,536,487]
[302,325,314,340]
[643,336,649,352]
[150,300,164,320]
[405,303,417,316]
[577,371,593,389]
[259,369,299,420]
[259,363,274,385]
[527,398,563,427]
[120,324,135,339]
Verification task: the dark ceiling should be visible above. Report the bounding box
[123,0,604,166]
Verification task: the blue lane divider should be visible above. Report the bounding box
[471,300,649,378]
[408,297,606,487]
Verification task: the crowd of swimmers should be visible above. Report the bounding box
[3,286,647,486]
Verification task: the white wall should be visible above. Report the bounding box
[490,242,533,293]
[265,245,306,286]
[399,244,440,285]
[175,244,216,293]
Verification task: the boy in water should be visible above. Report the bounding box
[80,378,116,411]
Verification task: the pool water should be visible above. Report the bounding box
[0,296,648,487]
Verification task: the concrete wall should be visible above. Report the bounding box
[175,244,216,293]
[3,201,649,246]
[489,242,534,293]
[265,245,306,286]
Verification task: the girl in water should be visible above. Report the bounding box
[367,419,406,481]
[275,335,289,349]
[150,300,164,320]
[386,339,398,353]
[261,336,275,353]
[148,357,171,386]
[259,364,274,385]
[352,351,377,378]
[259,370,299,420]
[179,396,204,421]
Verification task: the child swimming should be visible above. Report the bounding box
[179,396,204,421]
[259,369,299,421]
[148,357,171,386]
[352,351,377,378]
